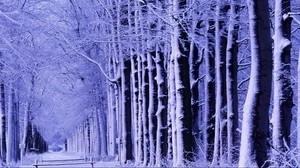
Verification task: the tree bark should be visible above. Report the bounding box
[172,0,193,165]
[147,50,157,166]
[6,84,15,165]
[239,0,272,167]
[120,58,133,163]
[212,1,228,164]
[141,52,150,165]
[155,47,168,166]
[272,0,293,157]
[189,14,201,160]
[204,16,216,164]
[0,83,6,162]
[226,0,240,164]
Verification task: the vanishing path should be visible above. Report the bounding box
[20,151,120,168]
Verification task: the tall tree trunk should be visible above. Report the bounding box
[168,47,177,165]
[189,15,201,160]
[6,84,15,165]
[226,0,240,164]
[130,53,139,160]
[141,52,150,165]
[107,50,117,157]
[0,83,6,162]
[137,54,144,164]
[272,0,293,157]
[239,0,272,167]
[135,1,144,164]
[98,107,107,157]
[155,47,168,166]
[212,1,224,164]
[20,102,29,164]
[120,58,133,163]
[139,3,150,164]
[14,89,20,160]
[127,0,139,161]
[147,50,157,166]
[204,15,216,164]
[297,50,300,151]
[172,0,193,165]
[213,1,228,164]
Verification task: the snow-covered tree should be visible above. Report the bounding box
[226,0,240,164]
[239,0,273,167]
[272,0,293,157]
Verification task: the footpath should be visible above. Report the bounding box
[19,151,119,168]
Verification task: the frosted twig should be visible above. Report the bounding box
[147,3,173,27]
[0,10,21,25]
[51,27,119,83]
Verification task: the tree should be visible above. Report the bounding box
[212,0,228,164]
[272,0,293,157]
[226,0,240,164]
[171,0,194,165]
[0,58,6,163]
[239,0,273,167]
[204,6,216,163]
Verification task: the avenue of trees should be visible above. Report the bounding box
[0,0,300,167]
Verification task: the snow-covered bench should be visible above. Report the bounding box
[33,157,95,168]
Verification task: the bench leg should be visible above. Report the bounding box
[34,159,39,168]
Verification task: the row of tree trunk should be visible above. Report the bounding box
[66,108,107,159]
[97,0,295,167]
[64,0,295,167]
[0,81,48,166]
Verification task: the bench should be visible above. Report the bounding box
[33,157,95,168]
[40,158,87,162]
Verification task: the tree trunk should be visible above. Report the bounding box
[98,108,107,157]
[0,84,6,162]
[6,85,15,165]
[155,47,168,166]
[272,0,293,157]
[137,54,144,164]
[130,53,139,161]
[204,16,216,164]
[147,50,157,166]
[212,1,228,164]
[213,1,228,164]
[297,50,300,151]
[239,0,272,167]
[20,102,29,164]
[189,14,201,160]
[107,51,117,157]
[135,1,144,164]
[172,0,193,165]
[120,58,133,163]
[14,89,20,160]
[168,48,177,165]
[141,52,150,165]
[226,0,240,164]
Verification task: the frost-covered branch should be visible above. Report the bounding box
[146,3,173,27]
[237,77,250,89]
[52,28,119,83]
[0,10,21,25]
[284,12,300,25]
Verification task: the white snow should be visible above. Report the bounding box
[20,151,119,168]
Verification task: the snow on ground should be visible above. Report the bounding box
[19,151,120,168]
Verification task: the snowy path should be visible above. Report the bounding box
[19,151,119,168]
